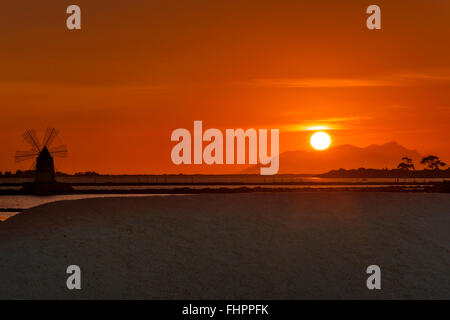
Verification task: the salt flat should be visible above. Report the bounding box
[0,192,449,299]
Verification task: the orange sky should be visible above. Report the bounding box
[0,0,449,174]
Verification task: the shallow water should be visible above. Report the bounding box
[0,194,175,221]
[0,183,430,221]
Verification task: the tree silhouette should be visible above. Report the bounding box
[420,155,447,170]
[397,157,415,171]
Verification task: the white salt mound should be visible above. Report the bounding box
[0,192,449,299]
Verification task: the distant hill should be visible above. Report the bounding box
[243,141,423,174]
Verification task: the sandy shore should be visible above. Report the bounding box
[0,192,449,299]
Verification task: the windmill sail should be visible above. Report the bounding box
[15,127,68,172]
[15,150,40,162]
[23,129,41,153]
[42,127,59,148]
[48,144,68,158]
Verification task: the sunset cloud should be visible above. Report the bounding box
[283,116,373,132]
[246,78,394,88]
[245,70,450,89]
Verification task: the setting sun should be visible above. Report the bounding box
[310,132,331,150]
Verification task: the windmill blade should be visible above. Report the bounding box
[49,144,68,158]
[15,150,39,163]
[42,127,59,148]
[23,129,41,153]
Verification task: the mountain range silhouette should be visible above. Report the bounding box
[243,141,422,174]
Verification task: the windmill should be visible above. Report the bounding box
[15,128,68,183]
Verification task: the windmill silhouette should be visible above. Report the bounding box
[15,128,68,183]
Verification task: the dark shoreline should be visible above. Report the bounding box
[0,181,443,187]
[0,185,448,196]
[0,179,447,187]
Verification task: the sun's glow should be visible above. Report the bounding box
[310,131,331,150]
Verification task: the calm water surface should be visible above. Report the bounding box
[0,194,174,221]
[0,177,440,221]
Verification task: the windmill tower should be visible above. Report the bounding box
[15,128,68,183]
